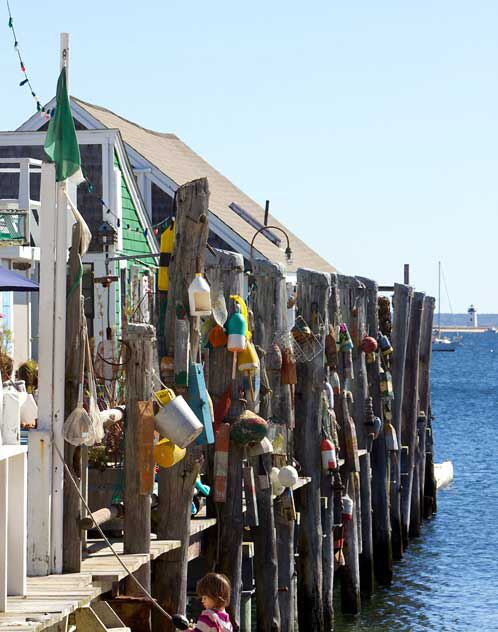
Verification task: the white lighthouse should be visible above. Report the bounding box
[467,305,478,328]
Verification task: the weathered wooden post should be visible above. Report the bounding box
[338,274,374,597]
[250,259,290,632]
[205,249,245,631]
[331,275,365,612]
[390,283,412,560]
[154,178,209,632]
[295,268,329,632]
[124,323,155,601]
[63,222,84,573]
[400,291,424,549]
[411,295,435,537]
[358,276,392,586]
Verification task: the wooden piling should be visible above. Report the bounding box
[154,178,209,632]
[123,323,155,601]
[205,249,245,631]
[400,291,424,549]
[337,274,374,597]
[358,277,392,586]
[410,296,435,537]
[390,283,412,560]
[294,268,329,632]
[250,259,290,632]
[63,222,84,573]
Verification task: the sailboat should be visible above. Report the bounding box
[432,262,458,352]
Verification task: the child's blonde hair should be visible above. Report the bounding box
[196,573,231,609]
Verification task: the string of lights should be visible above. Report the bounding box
[6,0,50,119]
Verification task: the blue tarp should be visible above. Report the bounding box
[0,266,39,292]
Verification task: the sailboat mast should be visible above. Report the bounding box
[438,261,441,333]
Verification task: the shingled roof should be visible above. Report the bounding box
[73,98,335,273]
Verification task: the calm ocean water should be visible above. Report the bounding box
[334,332,498,631]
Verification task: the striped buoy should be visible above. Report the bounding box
[158,218,175,292]
[214,423,230,503]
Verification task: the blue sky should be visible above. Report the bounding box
[1,1,497,311]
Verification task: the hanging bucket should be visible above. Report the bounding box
[154,438,186,468]
[153,388,203,448]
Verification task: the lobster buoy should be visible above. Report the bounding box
[361,335,378,354]
[380,370,394,400]
[278,465,299,488]
[270,467,285,497]
[325,325,338,368]
[377,333,393,357]
[330,371,341,395]
[213,423,230,503]
[372,416,382,438]
[321,438,337,472]
[338,323,353,351]
[342,493,353,521]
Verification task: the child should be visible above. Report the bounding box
[192,573,233,632]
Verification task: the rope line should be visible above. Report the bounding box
[52,441,175,624]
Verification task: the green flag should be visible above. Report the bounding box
[44,67,84,183]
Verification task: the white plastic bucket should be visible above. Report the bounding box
[154,395,203,448]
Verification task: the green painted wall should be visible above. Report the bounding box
[114,153,155,333]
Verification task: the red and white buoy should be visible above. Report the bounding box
[342,493,353,521]
[214,423,230,502]
[321,438,337,472]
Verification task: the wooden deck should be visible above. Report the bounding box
[0,517,216,632]
[0,480,311,631]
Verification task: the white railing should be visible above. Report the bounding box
[0,158,42,247]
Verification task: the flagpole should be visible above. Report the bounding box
[50,32,71,574]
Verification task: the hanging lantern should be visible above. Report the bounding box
[278,464,299,488]
[338,323,353,351]
[377,333,393,357]
[188,273,211,317]
[342,494,353,521]
[321,438,337,472]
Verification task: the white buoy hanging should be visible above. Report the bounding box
[342,493,354,521]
